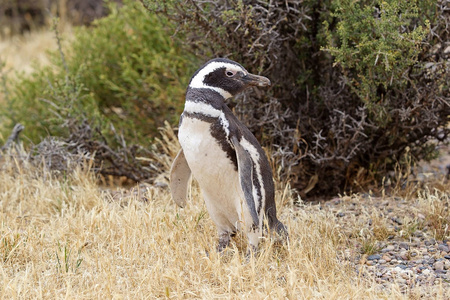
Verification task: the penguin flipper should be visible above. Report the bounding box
[231,136,259,227]
[170,149,191,207]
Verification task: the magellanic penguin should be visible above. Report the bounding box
[170,58,288,252]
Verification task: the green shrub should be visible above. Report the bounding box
[145,0,449,196]
[0,0,197,146]
[324,0,428,123]
[321,0,448,171]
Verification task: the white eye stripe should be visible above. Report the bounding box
[189,62,244,99]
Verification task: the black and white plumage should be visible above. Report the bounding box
[170,58,287,252]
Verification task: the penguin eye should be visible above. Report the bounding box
[225,70,236,77]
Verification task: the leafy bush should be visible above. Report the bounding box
[0,0,197,145]
[324,1,428,115]
[144,0,449,196]
[0,0,198,182]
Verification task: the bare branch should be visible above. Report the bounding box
[0,123,24,152]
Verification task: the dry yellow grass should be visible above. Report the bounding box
[0,160,370,298]
[0,30,55,76]
[1,153,448,299]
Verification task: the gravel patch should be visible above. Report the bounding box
[309,184,450,293]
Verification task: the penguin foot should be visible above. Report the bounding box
[244,244,260,262]
[217,231,232,252]
[274,221,289,241]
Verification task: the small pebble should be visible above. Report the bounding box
[396,278,407,284]
[382,245,395,252]
[434,261,445,271]
[382,254,392,262]
[368,254,381,261]
[392,217,403,225]
[399,242,410,250]
[399,251,408,260]
[401,272,411,279]
[414,230,424,237]
[425,240,435,246]
[438,244,450,253]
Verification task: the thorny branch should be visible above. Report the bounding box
[143,0,449,195]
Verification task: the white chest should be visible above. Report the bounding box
[178,116,244,230]
[178,117,235,181]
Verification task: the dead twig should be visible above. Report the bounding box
[0,123,24,153]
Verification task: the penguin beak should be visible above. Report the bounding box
[242,73,271,87]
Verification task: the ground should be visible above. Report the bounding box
[0,27,449,299]
[0,156,448,298]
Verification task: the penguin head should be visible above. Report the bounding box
[189,58,271,99]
